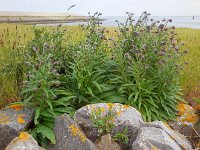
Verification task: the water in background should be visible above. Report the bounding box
[39,16,200,29]
[103,16,200,29]
[64,16,200,29]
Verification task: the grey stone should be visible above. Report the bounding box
[95,134,122,150]
[111,123,140,146]
[73,103,143,141]
[5,132,45,150]
[168,121,194,137]
[194,120,200,136]
[51,114,98,150]
[140,121,193,150]
[132,127,182,150]
[0,105,34,149]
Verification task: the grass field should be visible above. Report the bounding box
[0,23,199,107]
[176,28,200,100]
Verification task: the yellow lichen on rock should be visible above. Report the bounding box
[19,132,30,140]
[17,114,26,124]
[122,105,130,109]
[9,104,24,111]
[116,110,122,116]
[0,114,10,125]
[100,107,105,112]
[68,124,86,142]
[106,103,115,110]
[177,103,199,125]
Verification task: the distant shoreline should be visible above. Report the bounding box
[0,17,90,25]
[0,11,93,24]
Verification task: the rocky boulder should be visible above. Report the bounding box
[51,114,98,150]
[168,103,199,148]
[0,104,34,150]
[73,103,143,141]
[132,127,182,150]
[5,132,44,150]
[95,134,121,150]
[139,121,193,150]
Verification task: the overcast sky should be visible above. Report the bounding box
[0,0,199,16]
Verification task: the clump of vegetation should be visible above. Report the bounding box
[58,13,117,109]
[0,24,84,108]
[21,27,76,147]
[0,25,31,106]
[90,107,129,145]
[111,12,186,121]
[113,127,129,145]
[90,107,115,135]
[0,12,189,146]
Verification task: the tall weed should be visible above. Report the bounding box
[111,12,186,121]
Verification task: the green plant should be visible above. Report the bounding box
[59,13,120,109]
[90,107,129,144]
[111,12,186,121]
[0,27,27,106]
[113,127,129,145]
[21,28,75,147]
[90,107,115,134]
[193,98,200,104]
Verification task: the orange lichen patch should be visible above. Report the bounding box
[181,113,199,124]
[106,103,115,110]
[0,114,10,125]
[9,104,24,111]
[68,124,86,142]
[177,103,199,125]
[122,105,130,109]
[18,132,30,140]
[17,114,26,124]
[177,103,187,116]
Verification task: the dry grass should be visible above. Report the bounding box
[176,28,200,100]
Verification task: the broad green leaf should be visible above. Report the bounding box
[134,92,139,102]
[54,107,75,113]
[59,96,76,102]
[92,81,102,93]
[45,99,53,110]
[128,92,135,101]
[41,121,54,129]
[23,95,34,104]
[54,90,73,96]
[35,124,56,144]
[52,101,69,107]
[41,111,53,118]
[87,87,95,97]
[44,88,49,98]
[146,96,159,108]
[34,107,41,125]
